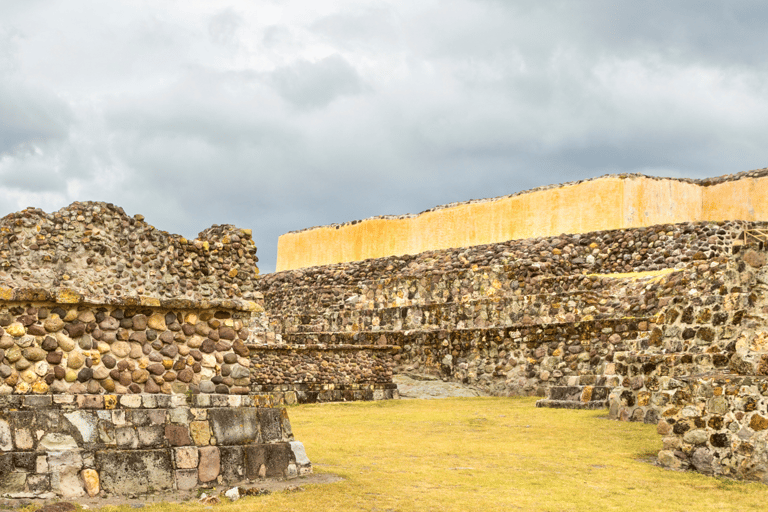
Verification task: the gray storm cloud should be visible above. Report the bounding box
[0,1,767,271]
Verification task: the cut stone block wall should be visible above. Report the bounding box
[0,393,310,498]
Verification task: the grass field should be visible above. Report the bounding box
[103,397,768,512]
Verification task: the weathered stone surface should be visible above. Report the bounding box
[209,408,260,445]
[82,469,100,497]
[175,469,198,491]
[245,443,292,479]
[175,446,199,469]
[198,446,220,482]
[96,450,173,494]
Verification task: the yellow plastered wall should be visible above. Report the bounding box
[275,175,768,271]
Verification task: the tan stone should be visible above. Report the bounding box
[187,335,203,349]
[67,353,85,369]
[78,311,96,323]
[0,335,13,349]
[111,341,131,358]
[148,313,167,331]
[129,343,143,359]
[175,446,199,469]
[81,469,100,497]
[20,369,37,384]
[190,421,211,445]
[44,315,65,332]
[132,369,149,384]
[6,323,25,337]
[57,332,76,352]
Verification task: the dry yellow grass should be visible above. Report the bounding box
[97,397,768,512]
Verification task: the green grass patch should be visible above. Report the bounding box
[104,397,768,511]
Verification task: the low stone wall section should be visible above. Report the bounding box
[0,393,310,498]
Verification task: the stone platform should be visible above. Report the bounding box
[0,393,311,498]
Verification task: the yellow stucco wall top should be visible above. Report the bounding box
[277,169,768,271]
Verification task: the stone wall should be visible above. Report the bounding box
[0,202,316,499]
[260,219,750,397]
[276,167,768,270]
[0,202,260,303]
[0,393,310,498]
[261,214,768,484]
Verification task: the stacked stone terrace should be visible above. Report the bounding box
[259,220,746,395]
[261,217,768,483]
[0,202,311,498]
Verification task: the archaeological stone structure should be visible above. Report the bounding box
[4,166,768,497]
[263,167,768,484]
[0,202,311,499]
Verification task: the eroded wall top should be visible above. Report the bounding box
[276,167,768,270]
[0,201,260,306]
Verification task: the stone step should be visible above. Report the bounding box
[534,399,608,410]
[260,262,699,316]
[546,385,612,402]
[279,316,654,352]
[272,288,664,334]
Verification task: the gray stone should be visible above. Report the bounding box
[175,469,198,491]
[230,364,250,379]
[64,411,99,444]
[96,450,174,495]
[209,408,260,445]
[198,446,220,483]
[290,441,311,466]
[683,429,709,445]
[245,443,292,479]
[691,447,714,475]
[218,446,245,482]
[259,408,282,442]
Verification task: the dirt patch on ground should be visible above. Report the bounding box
[0,473,343,510]
[393,374,485,399]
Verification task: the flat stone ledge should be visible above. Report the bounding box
[534,399,608,410]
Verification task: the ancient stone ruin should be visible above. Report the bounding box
[4,166,768,497]
[0,202,311,498]
[264,167,768,484]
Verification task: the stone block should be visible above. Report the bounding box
[165,424,191,446]
[245,443,292,479]
[175,468,198,490]
[64,410,99,444]
[82,468,100,497]
[137,426,165,448]
[95,449,173,495]
[290,441,311,466]
[48,450,85,498]
[77,395,104,409]
[258,408,282,442]
[209,408,260,445]
[219,446,245,482]
[115,427,139,449]
[190,421,211,446]
[198,446,220,483]
[26,473,51,493]
[174,446,198,469]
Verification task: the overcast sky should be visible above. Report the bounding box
[2,1,768,272]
